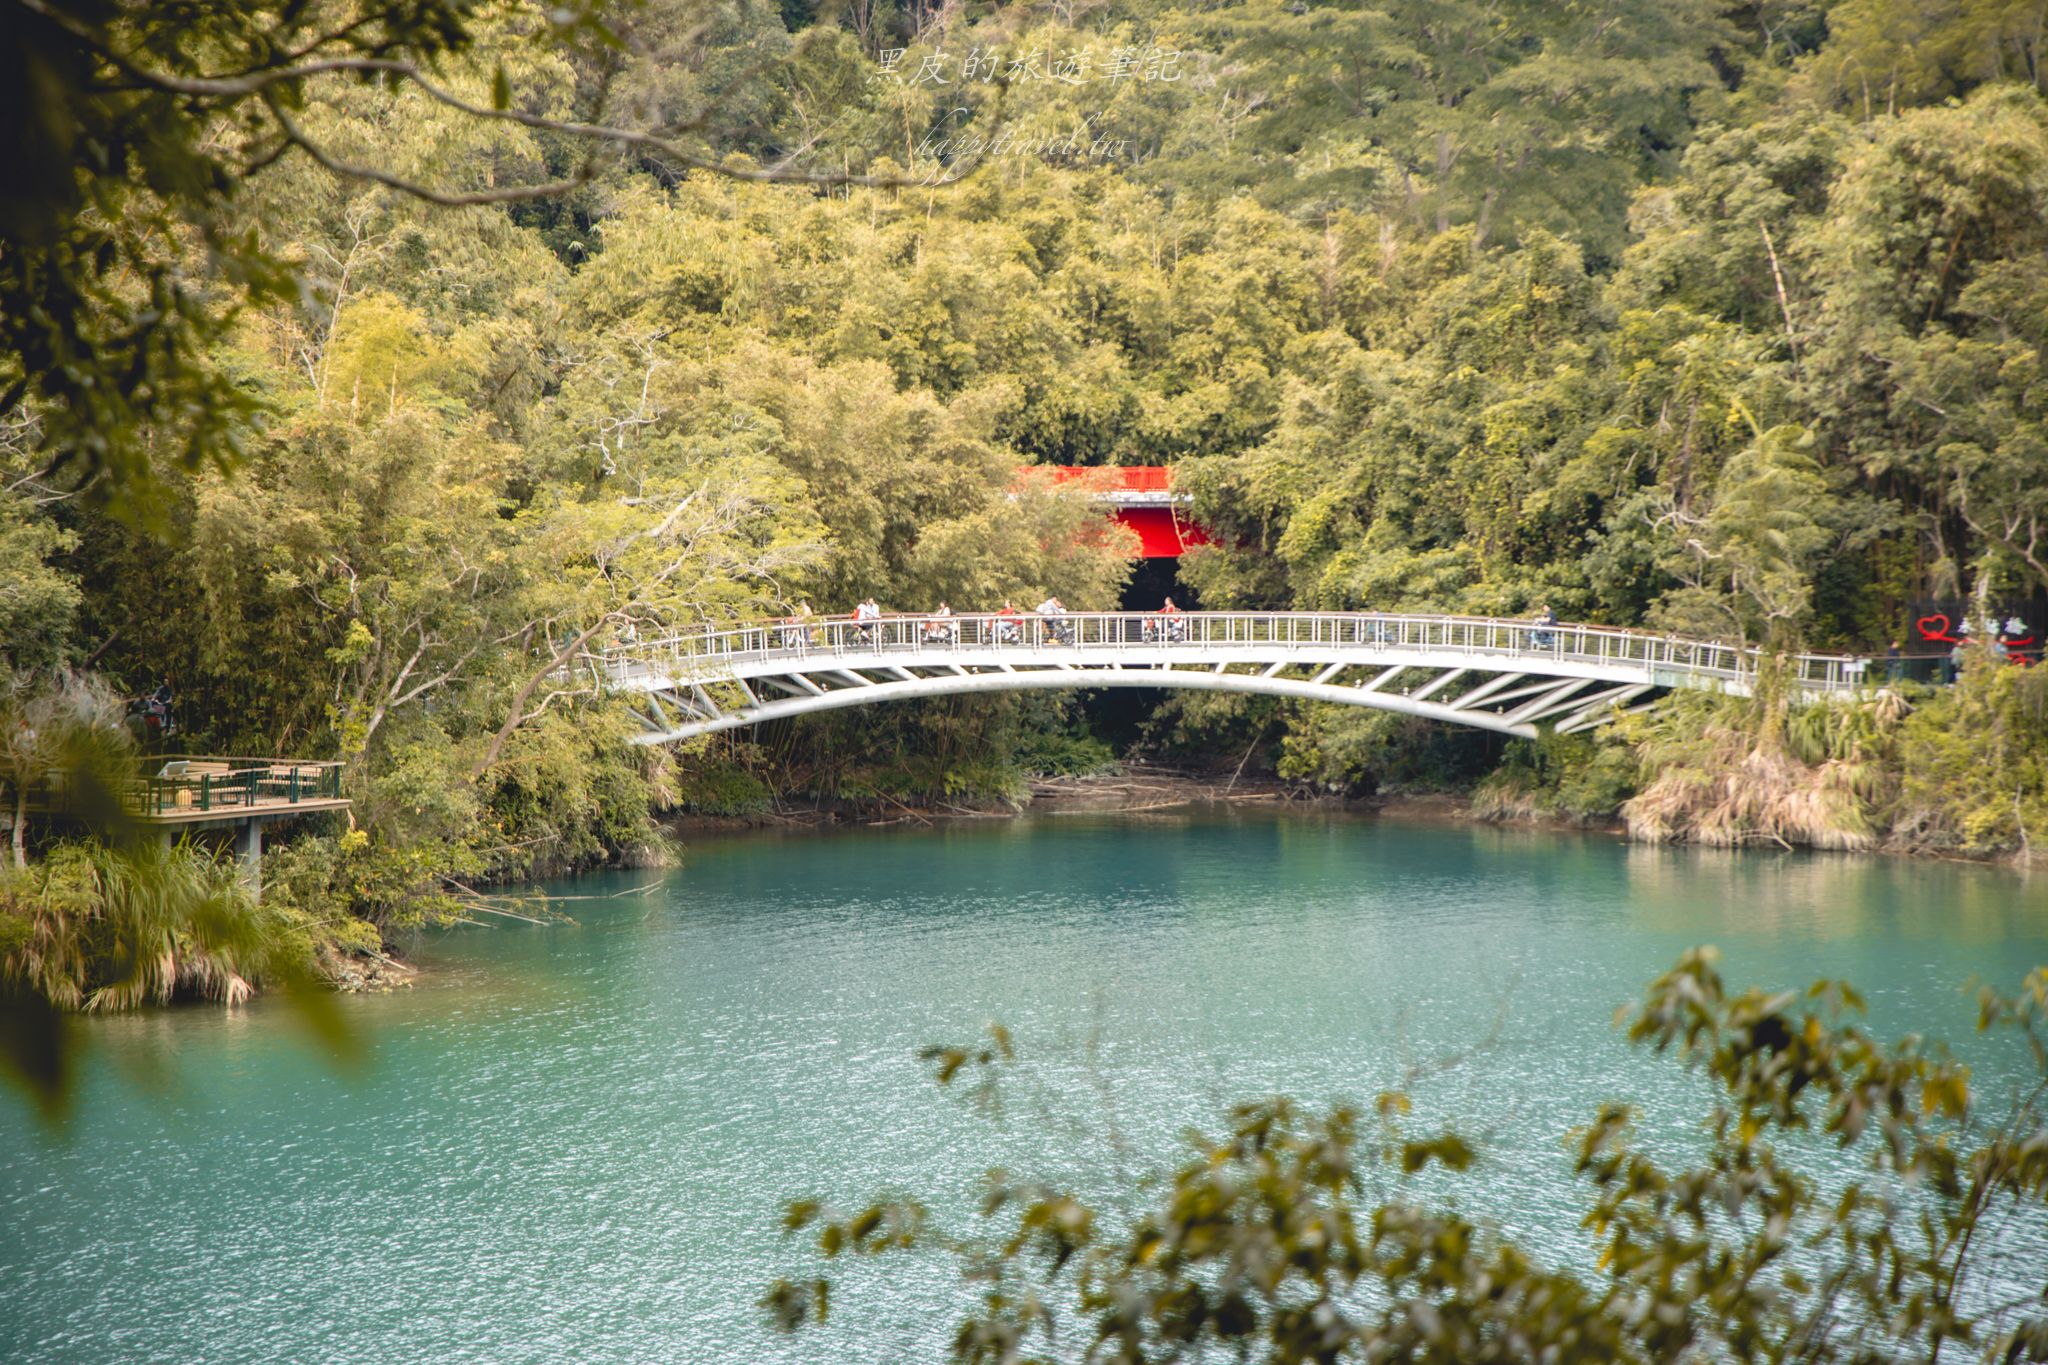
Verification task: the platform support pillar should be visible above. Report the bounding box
[236,820,262,900]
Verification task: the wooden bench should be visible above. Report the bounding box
[155,760,241,809]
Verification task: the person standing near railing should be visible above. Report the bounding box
[779,601,816,650]
[1530,606,1558,651]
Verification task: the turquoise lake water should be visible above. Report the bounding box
[3,810,2045,1362]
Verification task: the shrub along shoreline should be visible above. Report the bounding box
[1469,663,2046,862]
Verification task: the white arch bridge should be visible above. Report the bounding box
[597,612,1870,746]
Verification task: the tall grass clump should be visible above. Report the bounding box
[1620,680,1907,851]
[0,839,338,1010]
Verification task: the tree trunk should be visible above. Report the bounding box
[469,620,609,782]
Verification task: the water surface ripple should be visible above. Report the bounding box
[4,812,2045,1362]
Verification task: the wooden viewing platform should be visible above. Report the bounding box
[130,756,350,824]
[17,755,351,897]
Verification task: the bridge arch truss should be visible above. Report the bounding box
[597,612,1868,746]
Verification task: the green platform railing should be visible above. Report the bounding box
[135,757,345,816]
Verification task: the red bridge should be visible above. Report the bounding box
[1018,466,1213,558]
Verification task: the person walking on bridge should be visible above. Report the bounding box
[779,601,815,650]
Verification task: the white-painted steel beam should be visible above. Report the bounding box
[1544,682,1650,729]
[1504,678,1590,726]
[1554,686,1653,734]
[1446,671,1527,712]
[628,668,1554,746]
[1407,667,1467,702]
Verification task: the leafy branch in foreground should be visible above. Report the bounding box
[767,952,2048,1364]
[0,0,999,517]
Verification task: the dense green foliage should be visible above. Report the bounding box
[1470,660,2048,856]
[768,951,2048,1362]
[7,0,2048,970]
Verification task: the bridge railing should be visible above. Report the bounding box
[602,611,1869,694]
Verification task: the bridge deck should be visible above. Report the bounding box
[597,611,1869,745]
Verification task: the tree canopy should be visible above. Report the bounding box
[6,0,2048,995]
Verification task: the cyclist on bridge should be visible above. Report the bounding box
[1036,595,1072,645]
[853,597,881,646]
[991,601,1022,645]
[1147,597,1186,643]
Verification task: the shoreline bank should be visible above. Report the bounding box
[345,772,2029,991]
[654,766,2041,868]
[658,765,1626,840]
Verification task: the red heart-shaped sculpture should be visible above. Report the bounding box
[1915,613,1956,642]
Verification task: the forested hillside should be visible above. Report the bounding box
[7,0,2048,966]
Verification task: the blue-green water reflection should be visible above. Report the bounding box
[4,812,2044,1362]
